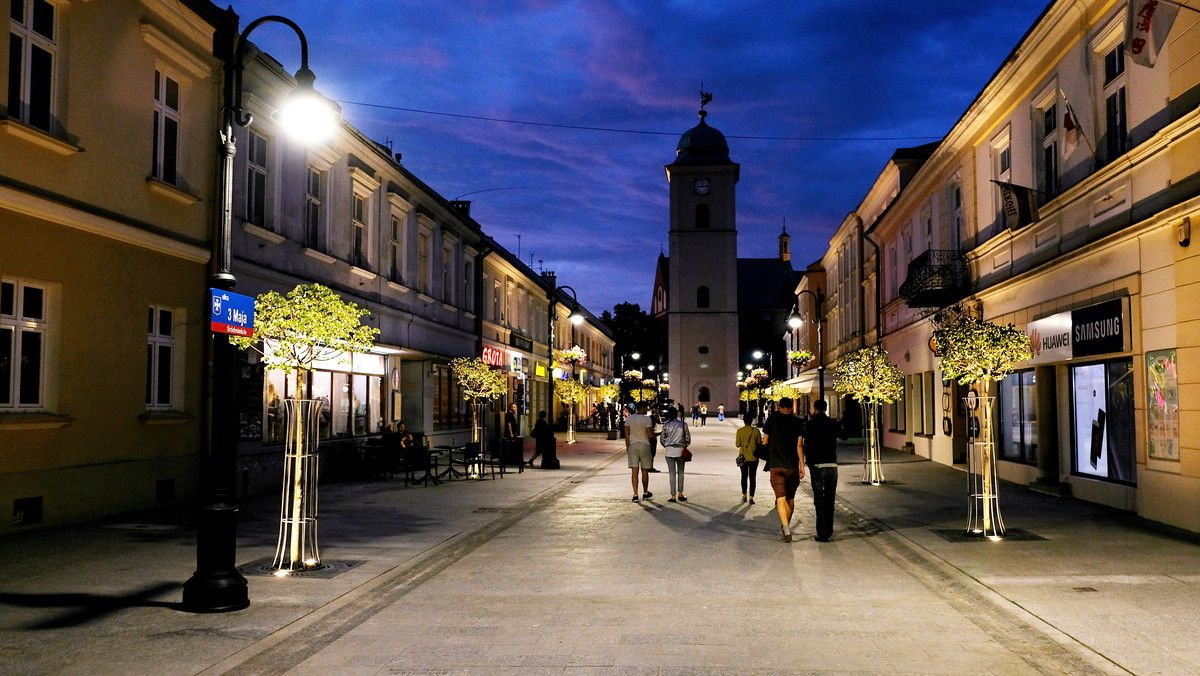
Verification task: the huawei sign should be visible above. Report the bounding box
[1029,328,1042,357]
[1025,311,1072,364]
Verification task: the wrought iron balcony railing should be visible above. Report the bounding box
[898,249,970,308]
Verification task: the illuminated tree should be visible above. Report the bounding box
[833,346,903,485]
[450,357,506,441]
[931,306,1032,538]
[554,378,590,443]
[230,283,378,572]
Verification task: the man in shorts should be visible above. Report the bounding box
[624,401,656,502]
[761,397,805,542]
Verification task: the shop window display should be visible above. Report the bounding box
[1072,360,1135,483]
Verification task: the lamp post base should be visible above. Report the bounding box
[540,435,561,469]
[182,502,249,613]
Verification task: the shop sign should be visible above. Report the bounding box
[1026,311,1071,364]
[510,334,533,351]
[481,345,505,367]
[210,288,254,337]
[1025,298,1127,364]
[1071,299,1125,358]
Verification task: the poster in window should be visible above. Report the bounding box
[1146,349,1179,461]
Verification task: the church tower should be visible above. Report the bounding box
[665,103,740,412]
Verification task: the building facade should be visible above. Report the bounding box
[809,1,1200,533]
[1,0,226,533]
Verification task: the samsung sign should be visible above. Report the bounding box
[1025,298,1127,364]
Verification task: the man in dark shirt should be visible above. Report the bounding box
[802,399,848,542]
[505,404,519,438]
[761,397,805,542]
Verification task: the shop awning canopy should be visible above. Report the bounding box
[781,371,834,395]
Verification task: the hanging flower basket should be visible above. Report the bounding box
[623,369,643,380]
[789,350,814,367]
[560,345,587,365]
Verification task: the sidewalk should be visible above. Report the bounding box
[1,420,1198,674]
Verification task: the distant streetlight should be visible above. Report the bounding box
[183,11,338,614]
[797,288,826,403]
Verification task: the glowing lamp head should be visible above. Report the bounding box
[273,68,340,144]
[569,311,584,325]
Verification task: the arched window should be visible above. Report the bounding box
[696,286,710,308]
[695,204,709,229]
[699,386,711,403]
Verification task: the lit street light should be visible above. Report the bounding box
[545,283,583,466]
[183,11,338,613]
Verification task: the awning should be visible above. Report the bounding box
[780,371,834,395]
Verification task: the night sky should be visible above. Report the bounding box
[228,0,1050,316]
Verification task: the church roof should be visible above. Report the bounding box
[670,110,734,166]
[737,258,800,310]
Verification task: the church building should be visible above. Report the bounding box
[652,105,799,413]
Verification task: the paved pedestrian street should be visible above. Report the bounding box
[3,420,1200,675]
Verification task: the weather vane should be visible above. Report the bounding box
[700,83,713,110]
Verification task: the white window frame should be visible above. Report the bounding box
[1033,83,1060,202]
[441,236,455,304]
[146,305,177,411]
[245,129,269,228]
[417,226,431,295]
[352,194,367,269]
[1091,17,1128,166]
[304,165,324,250]
[1,277,50,411]
[152,68,183,185]
[991,127,1012,226]
[8,0,59,133]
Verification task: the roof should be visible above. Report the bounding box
[669,110,734,166]
[737,258,800,310]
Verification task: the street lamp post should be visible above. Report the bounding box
[751,350,773,425]
[545,283,582,468]
[793,287,826,404]
[183,11,336,613]
[619,351,640,405]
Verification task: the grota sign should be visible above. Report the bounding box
[481,346,505,367]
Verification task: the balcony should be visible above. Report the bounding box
[898,249,970,308]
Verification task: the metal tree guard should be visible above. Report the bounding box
[965,391,1004,538]
[862,401,886,485]
[273,398,323,570]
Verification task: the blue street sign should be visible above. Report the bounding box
[210,288,255,337]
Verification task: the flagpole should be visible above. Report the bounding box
[1059,88,1096,158]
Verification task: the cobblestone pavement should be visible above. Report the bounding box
[3,420,1199,675]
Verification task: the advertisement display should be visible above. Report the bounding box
[1146,349,1180,461]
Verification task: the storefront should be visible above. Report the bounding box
[1018,297,1136,491]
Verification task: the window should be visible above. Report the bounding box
[388,215,403,283]
[1038,103,1059,200]
[696,286,710,308]
[1,278,47,409]
[304,166,323,249]
[255,348,384,441]
[999,370,1037,464]
[695,203,709,229]
[8,0,57,132]
[950,183,964,249]
[491,279,501,322]
[991,129,1012,226]
[441,243,453,303]
[432,364,469,430]
[418,231,430,294]
[246,130,268,227]
[146,306,174,410]
[352,194,367,268]
[152,70,181,185]
[1102,44,1127,163]
[1072,360,1135,483]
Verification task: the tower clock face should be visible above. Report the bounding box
[693,178,711,195]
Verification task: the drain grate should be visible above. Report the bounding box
[931,528,1047,542]
[238,557,364,579]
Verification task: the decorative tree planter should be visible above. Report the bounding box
[273,398,323,571]
[862,402,886,485]
[965,394,1004,538]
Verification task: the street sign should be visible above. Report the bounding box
[210,288,255,337]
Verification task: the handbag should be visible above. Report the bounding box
[680,447,693,462]
[735,454,746,467]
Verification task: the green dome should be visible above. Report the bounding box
[673,110,731,165]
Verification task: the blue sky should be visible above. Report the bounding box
[229,0,1050,316]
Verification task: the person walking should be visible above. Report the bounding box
[528,410,551,467]
[659,408,691,503]
[803,400,847,542]
[735,412,761,504]
[624,401,656,502]
[761,397,805,542]
[699,403,708,426]
[717,404,725,422]
[691,402,700,426]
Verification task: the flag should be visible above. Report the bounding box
[993,181,1039,230]
[1062,106,1079,159]
[1127,0,1179,68]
